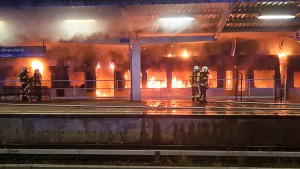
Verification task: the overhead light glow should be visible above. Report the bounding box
[159,17,194,21]
[64,19,96,23]
[257,15,295,19]
[157,16,194,33]
[59,19,103,40]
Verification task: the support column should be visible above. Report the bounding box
[130,43,141,101]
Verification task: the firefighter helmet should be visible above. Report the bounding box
[193,66,199,72]
[22,67,28,73]
[202,66,208,72]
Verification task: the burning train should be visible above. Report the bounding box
[0,32,300,100]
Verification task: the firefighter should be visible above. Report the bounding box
[32,69,42,101]
[189,66,201,102]
[18,67,30,101]
[199,66,209,102]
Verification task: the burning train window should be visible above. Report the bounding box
[254,70,274,88]
[208,71,217,88]
[237,70,246,91]
[147,70,166,88]
[95,62,115,97]
[69,71,85,88]
[225,70,245,91]
[172,71,190,88]
[225,70,233,91]
[294,72,300,88]
[124,70,131,89]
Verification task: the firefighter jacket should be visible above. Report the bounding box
[32,73,42,86]
[189,71,201,87]
[200,72,209,87]
[18,72,29,84]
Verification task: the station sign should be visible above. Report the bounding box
[0,46,46,58]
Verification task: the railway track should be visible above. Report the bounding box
[1,144,300,151]
[1,144,300,159]
[1,145,300,168]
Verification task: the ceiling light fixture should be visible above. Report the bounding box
[159,17,194,21]
[257,15,295,19]
[64,19,96,23]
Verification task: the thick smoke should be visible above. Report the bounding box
[46,43,129,70]
[141,37,267,72]
[0,5,299,85]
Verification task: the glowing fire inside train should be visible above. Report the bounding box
[278,52,288,85]
[2,47,292,98]
[31,60,44,74]
[95,62,115,97]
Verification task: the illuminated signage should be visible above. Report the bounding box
[0,46,46,58]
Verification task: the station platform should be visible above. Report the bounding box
[0,98,300,116]
[1,98,300,146]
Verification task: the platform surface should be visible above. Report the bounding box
[1,98,300,116]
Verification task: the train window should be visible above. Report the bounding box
[225,70,233,90]
[237,70,246,91]
[172,71,190,88]
[254,70,274,88]
[294,72,300,88]
[225,70,245,91]
[69,71,84,88]
[95,64,115,97]
[208,70,217,88]
[124,70,131,89]
[146,70,166,88]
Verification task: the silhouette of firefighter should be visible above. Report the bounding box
[18,67,30,101]
[199,66,209,102]
[32,69,42,101]
[189,66,201,102]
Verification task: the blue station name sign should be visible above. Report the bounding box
[0,46,46,58]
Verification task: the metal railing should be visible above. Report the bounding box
[0,78,287,100]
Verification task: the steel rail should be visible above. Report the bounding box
[0,164,298,169]
[2,149,300,157]
[1,102,300,110]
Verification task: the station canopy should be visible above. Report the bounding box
[0,0,299,43]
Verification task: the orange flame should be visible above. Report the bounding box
[226,70,233,91]
[182,49,189,58]
[109,62,115,70]
[172,76,184,88]
[95,62,114,97]
[96,62,100,69]
[147,77,166,88]
[278,52,288,85]
[31,60,44,74]
[278,52,288,59]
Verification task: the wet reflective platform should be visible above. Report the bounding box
[0,99,300,116]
